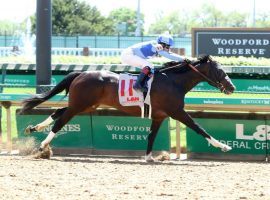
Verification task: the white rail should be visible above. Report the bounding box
[0,47,123,57]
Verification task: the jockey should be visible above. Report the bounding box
[121,33,188,92]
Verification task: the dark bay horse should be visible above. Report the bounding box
[21,56,235,161]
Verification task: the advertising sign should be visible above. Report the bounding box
[192,28,270,58]
[92,116,170,151]
[16,114,92,148]
[193,79,270,93]
[16,109,170,152]
[4,75,64,86]
[187,113,270,156]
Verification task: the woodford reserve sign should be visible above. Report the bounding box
[192,28,270,58]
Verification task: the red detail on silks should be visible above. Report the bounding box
[129,79,134,96]
[121,80,125,96]
[127,97,139,102]
[142,66,150,74]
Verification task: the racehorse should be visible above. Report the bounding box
[21,55,235,161]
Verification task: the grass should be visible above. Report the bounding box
[2,55,270,66]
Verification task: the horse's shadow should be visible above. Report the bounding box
[47,156,230,167]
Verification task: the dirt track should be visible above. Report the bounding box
[0,155,269,200]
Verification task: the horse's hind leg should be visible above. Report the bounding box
[25,107,67,134]
[39,107,77,150]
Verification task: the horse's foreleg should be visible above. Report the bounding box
[25,107,67,134]
[145,119,164,162]
[171,109,232,152]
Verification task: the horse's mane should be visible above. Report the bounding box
[157,55,212,74]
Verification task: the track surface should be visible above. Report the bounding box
[0,155,269,200]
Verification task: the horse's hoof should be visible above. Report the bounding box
[145,157,155,162]
[145,153,155,162]
[33,145,53,159]
[221,145,232,152]
[156,151,170,161]
[25,125,35,135]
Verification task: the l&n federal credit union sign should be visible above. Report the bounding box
[192,28,270,58]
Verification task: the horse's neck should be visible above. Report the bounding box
[171,70,205,94]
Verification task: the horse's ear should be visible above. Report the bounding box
[198,54,210,63]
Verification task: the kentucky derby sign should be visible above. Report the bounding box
[192,28,270,58]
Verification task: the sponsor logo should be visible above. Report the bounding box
[212,38,268,56]
[208,124,270,150]
[240,99,270,105]
[236,124,270,141]
[203,99,224,104]
[127,96,140,102]
[39,124,81,137]
[105,124,150,141]
[247,85,270,92]
[212,38,270,46]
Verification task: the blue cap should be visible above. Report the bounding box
[157,34,174,46]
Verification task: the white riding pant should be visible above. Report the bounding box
[121,48,154,70]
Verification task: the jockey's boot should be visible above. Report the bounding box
[133,66,151,92]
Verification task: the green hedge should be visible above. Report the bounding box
[1,55,270,66]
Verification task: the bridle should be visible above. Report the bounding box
[158,57,226,92]
[186,63,225,91]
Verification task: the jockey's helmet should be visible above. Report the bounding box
[157,34,174,47]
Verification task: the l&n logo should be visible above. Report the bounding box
[236,124,270,141]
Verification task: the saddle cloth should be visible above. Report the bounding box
[118,73,153,118]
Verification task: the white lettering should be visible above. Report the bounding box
[238,49,244,54]
[106,125,114,131]
[236,124,270,141]
[248,39,255,45]
[259,49,266,54]
[218,48,224,54]
[105,125,151,132]
[254,142,270,150]
[232,49,238,54]
[251,49,258,54]
[212,38,270,46]
[212,38,221,45]
[41,124,81,133]
[139,127,145,132]
[263,39,269,45]
[118,134,123,140]
[111,134,148,141]
[245,49,251,54]
[220,140,251,149]
[236,124,253,140]
[235,39,241,45]
[221,39,227,45]
[253,125,270,141]
[228,39,234,45]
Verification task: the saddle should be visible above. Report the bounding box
[118,73,153,118]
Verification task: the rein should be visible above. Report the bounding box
[157,63,185,73]
[158,58,224,91]
[187,63,224,91]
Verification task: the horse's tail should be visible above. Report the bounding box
[21,72,82,113]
